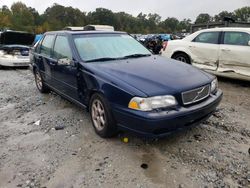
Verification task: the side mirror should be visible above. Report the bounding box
[248,40,250,46]
[58,58,74,66]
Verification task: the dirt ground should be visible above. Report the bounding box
[0,68,249,188]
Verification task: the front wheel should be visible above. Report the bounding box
[172,53,190,64]
[34,68,50,93]
[90,93,117,138]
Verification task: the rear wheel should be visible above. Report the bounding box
[90,93,117,138]
[34,68,50,93]
[172,53,190,64]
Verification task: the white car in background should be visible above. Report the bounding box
[0,30,35,67]
[162,27,250,81]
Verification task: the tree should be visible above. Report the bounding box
[87,8,116,26]
[0,2,249,34]
[160,17,179,33]
[234,6,250,22]
[11,2,35,32]
[148,13,161,25]
[0,5,12,28]
[178,18,191,32]
[214,11,236,22]
[195,13,212,24]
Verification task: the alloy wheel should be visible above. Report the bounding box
[91,99,106,131]
[176,56,187,63]
[35,71,43,90]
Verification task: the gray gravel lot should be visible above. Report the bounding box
[0,68,249,188]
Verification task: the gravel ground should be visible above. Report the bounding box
[0,68,249,188]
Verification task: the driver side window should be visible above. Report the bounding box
[53,35,72,60]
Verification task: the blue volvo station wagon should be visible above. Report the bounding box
[30,30,223,138]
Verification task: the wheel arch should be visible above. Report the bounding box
[171,51,192,64]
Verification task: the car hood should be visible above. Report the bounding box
[87,56,213,96]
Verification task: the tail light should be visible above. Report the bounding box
[162,41,168,51]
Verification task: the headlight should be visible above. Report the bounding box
[128,95,177,111]
[211,78,218,93]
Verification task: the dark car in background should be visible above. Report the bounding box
[31,30,222,138]
[0,30,35,67]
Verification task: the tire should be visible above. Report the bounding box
[172,53,191,64]
[34,68,50,93]
[89,93,117,138]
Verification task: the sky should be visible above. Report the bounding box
[0,0,249,21]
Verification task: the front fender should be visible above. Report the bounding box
[79,68,138,108]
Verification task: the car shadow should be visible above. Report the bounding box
[0,66,30,70]
[217,76,250,88]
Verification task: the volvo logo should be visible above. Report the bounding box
[192,87,205,102]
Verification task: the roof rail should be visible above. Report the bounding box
[83,25,114,31]
[63,26,84,31]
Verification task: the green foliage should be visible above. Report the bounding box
[234,6,250,22]
[11,2,35,32]
[0,3,249,34]
[0,5,12,28]
[195,13,212,24]
[214,11,236,22]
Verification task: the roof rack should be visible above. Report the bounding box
[83,25,114,31]
[63,25,114,31]
[63,26,84,31]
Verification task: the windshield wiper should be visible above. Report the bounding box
[85,54,151,62]
[85,57,120,63]
[122,54,151,59]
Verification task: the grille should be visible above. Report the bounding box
[182,85,210,105]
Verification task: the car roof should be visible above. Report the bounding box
[44,30,126,35]
[196,27,250,32]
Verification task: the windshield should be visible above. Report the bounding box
[73,33,151,62]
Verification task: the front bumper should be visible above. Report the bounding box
[112,89,223,137]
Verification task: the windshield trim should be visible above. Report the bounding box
[72,33,151,63]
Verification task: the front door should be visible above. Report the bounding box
[51,35,79,101]
[36,34,55,83]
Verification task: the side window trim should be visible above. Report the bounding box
[51,34,58,59]
[40,34,56,57]
[37,35,46,54]
[34,36,44,53]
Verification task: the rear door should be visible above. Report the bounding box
[190,31,221,71]
[50,35,79,101]
[36,34,56,83]
[218,31,250,77]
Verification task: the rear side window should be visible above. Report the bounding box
[193,32,220,44]
[53,35,72,59]
[223,32,250,46]
[40,35,55,56]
